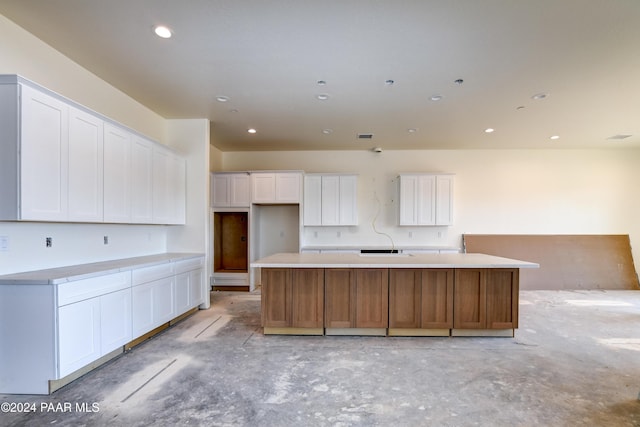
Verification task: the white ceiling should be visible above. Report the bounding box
[2,0,640,152]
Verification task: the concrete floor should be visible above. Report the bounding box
[2,289,640,427]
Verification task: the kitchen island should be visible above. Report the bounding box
[251,252,539,337]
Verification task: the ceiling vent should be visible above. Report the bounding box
[607,134,632,140]
[357,133,374,140]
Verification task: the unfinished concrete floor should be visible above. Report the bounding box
[2,289,640,426]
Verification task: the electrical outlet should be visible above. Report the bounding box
[104,236,109,245]
[0,236,8,251]
[46,237,52,248]
[408,231,413,238]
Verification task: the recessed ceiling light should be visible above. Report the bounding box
[532,93,548,100]
[317,80,327,86]
[229,108,239,113]
[316,94,330,100]
[607,134,632,140]
[430,95,443,101]
[550,135,560,140]
[216,96,230,102]
[484,128,495,133]
[516,106,525,110]
[385,79,395,86]
[154,25,172,39]
[247,128,257,134]
[454,78,464,85]
[407,128,417,134]
[322,129,333,135]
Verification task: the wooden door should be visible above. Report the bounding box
[486,269,519,329]
[421,269,454,329]
[291,269,324,328]
[355,269,389,328]
[453,269,486,329]
[389,269,421,328]
[261,269,290,327]
[324,268,356,328]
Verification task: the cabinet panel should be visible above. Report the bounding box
[175,272,191,315]
[100,288,132,354]
[153,145,185,224]
[417,175,436,225]
[453,269,486,329]
[132,282,155,336]
[321,175,340,225]
[154,276,176,325]
[189,268,204,307]
[252,173,276,203]
[421,269,454,329]
[20,84,69,221]
[68,106,103,222]
[103,123,132,222]
[399,174,453,226]
[261,268,291,327]
[58,298,100,377]
[252,172,301,204]
[131,135,154,223]
[389,269,421,329]
[355,269,389,328]
[291,269,324,328]
[276,173,301,202]
[303,175,322,225]
[324,268,356,328]
[486,269,519,329]
[230,174,251,206]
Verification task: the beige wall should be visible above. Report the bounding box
[220,149,640,265]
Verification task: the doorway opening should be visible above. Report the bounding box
[213,212,248,273]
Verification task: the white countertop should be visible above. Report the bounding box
[251,252,539,269]
[0,253,205,285]
[301,245,460,252]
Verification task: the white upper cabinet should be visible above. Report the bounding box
[130,135,154,223]
[399,174,454,226]
[17,83,69,221]
[0,75,186,225]
[153,144,186,224]
[68,106,104,222]
[303,174,358,226]
[103,123,132,223]
[251,172,302,204]
[211,172,250,207]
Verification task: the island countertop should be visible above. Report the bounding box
[251,252,539,269]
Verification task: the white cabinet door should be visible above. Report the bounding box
[68,106,104,222]
[321,175,340,225]
[338,175,358,226]
[131,135,153,223]
[230,174,251,206]
[189,268,204,307]
[58,298,101,378]
[132,282,154,337]
[303,175,322,225]
[104,123,132,222]
[19,84,69,221]
[212,173,231,207]
[275,173,301,203]
[100,288,132,355]
[175,272,190,314]
[417,175,436,225]
[153,145,186,224]
[436,175,454,225]
[154,276,176,325]
[252,173,276,203]
[399,175,418,225]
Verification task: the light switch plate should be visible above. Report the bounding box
[0,236,9,251]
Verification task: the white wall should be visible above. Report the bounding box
[0,15,210,276]
[220,149,640,264]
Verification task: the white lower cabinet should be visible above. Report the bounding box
[0,254,205,394]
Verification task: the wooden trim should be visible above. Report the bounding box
[388,328,450,337]
[325,328,387,336]
[451,329,514,337]
[263,327,324,335]
[49,347,123,393]
[125,323,170,350]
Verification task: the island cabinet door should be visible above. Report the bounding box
[389,269,422,328]
[421,269,454,329]
[261,268,291,327]
[486,269,519,329]
[290,269,324,328]
[453,269,487,329]
[355,269,389,328]
[324,268,357,328]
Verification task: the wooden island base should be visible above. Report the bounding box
[254,252,539,338]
